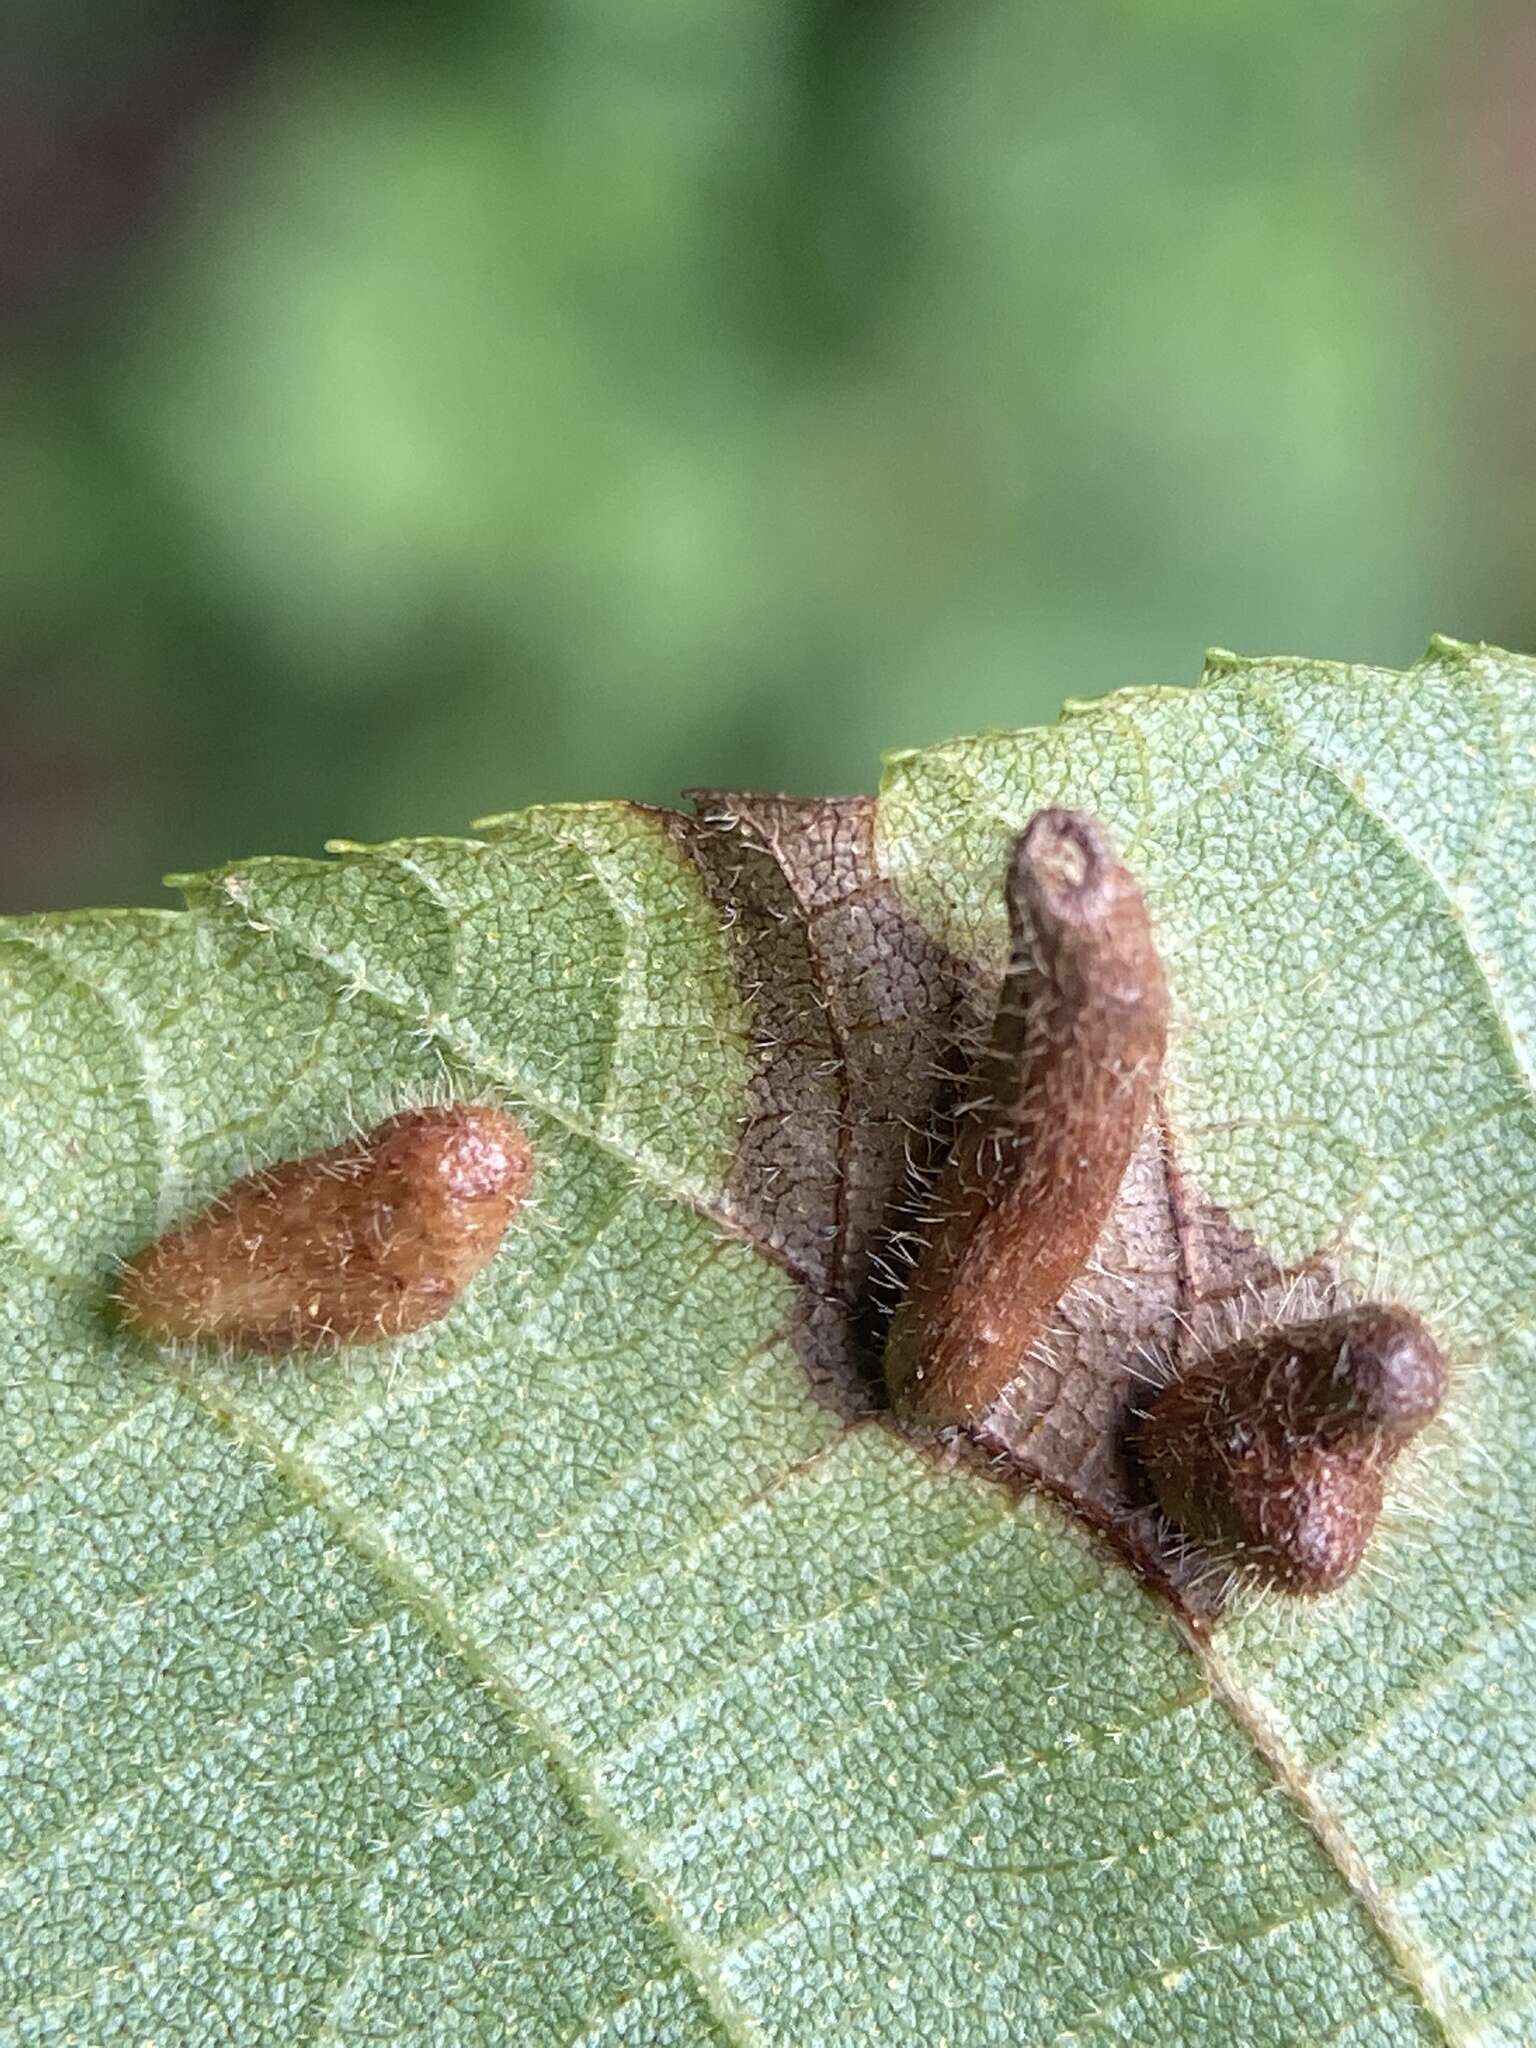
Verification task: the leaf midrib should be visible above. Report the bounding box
[1190,1626,1467,2048]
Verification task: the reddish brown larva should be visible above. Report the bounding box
[117,1105,533,1351]
[884,809,1169,1425]
[1136,1306,1448,1595]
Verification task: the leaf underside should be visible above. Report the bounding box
[1,640,1532,2046]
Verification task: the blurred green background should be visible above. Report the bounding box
[4,0,1533,912]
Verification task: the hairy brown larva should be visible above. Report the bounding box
[884,808,1168,1425]
[880,808,1448,1602]
[1135,1305,1448,1595]
[116,1105,533,1352]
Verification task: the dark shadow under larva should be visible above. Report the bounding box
[1134,1305,1448,1596]
[884,808,1169,1426]
[116,1104,534,1352]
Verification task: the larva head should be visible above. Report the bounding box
[373,1105,534,1209]
[1313,1305,1448,1447]
[116,1103,534,1352]
[1011,810,1168,1021]
[1136,1304,1446,1597]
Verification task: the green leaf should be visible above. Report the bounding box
[2,642,1531,2046]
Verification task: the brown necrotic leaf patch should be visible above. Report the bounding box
[669,793,1374,1619]
[670,791,977,1412]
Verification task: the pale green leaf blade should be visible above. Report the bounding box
[3,646,1532,2045]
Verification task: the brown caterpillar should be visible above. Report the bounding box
[1136,1306,1448,1595]
[882,807,1447,1600]
[116,1104,533,1351]
[884,808,1168,1426]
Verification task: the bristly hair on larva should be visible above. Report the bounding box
[115,1104,534,1353]
[1134,1304,1449,1596]
[884,808,1169,1427]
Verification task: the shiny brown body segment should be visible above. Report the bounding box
[1137,1306,1447,1594]
[885,809,1168,1425]
[117,1105,533,1351]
